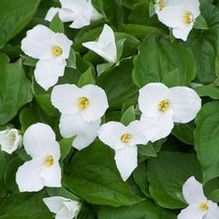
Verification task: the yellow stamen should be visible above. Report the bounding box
[120,133,132,143]
[44,155,54,167]
[199,202,209,212]
[78,97,89,110]
[157,0,166,11]
[183,11,193,24]
[158,100,170,112]
[52,46,63,57]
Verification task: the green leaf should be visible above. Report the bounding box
[194,84,219,99]
[98,200,176,219]
[67,49,77,69]
[78,67,96,87]
[49,13,64,33]
[0,191,52,219]
[0,60,32,125]
[194,101,219,183]
[132,35,196,88]
[120,105,135,126]
[194,15,208,30]
[148,151,202,209]
[97,59,138,107]
[63,141,142,207]
[59,138,73,162]
[0,0,40,48]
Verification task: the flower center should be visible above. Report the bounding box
[158,99,170,112]
[44,155,54,167]
[199,202,209,212]
[120,133,132,143]
[52,46,63,57]
[78,97,89,110]
[183,11,193,24]
[157,0,166,11]
[8,132,16,144]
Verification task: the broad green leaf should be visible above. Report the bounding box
[98,200,176,219]
[194,101,219,183]
[97,59,138,107]
[132,35,196,88]
[0,0,40,48]
[121,105,136,126]
[49,13,64,33]
[0,192,52,219]
[78,67,96,87]
[148,151,202,209]
[194,84,219,99]
[59,138,73,162]
[0,60,32,125]
[193,15,208,30]
[63,141,142,207]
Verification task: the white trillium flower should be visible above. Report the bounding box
[98,121,148,181]
[82,24,117,63]
[155,0,200,41]
[138,83,201,142]
[59,113,101,150]
[43,196,81,219]
[16,123,61,192]
[21,25,72,90]
[0,128,22,154]
[45,0,102,29]
[51,84,109,122]
[178,176,219,219]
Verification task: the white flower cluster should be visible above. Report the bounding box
[1,0,215,218]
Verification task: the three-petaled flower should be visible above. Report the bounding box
[51,84,108,150]
[98,121,148,181]
[83,24,117,63]
[45,0,102,29]
[178,176,219,219]
[16,123,61,192]
[138,83,201,142]
[155,0,200,41]
[21,25,72,90]
[43,196,81,219]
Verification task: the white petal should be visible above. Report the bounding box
[40,162,62,188]
[56,208,72,219]
[35,59,66,90]
[82,24,117,63]
[90,4,103,21]
[98,122,126,150]
[115,146,137,181]
[21,25,54,59]
[16,158,44,192]
[69,15,91,29]
[206,202,219,219]
[43,196,67,214]
[127,121,148,145]
[157,6,185,28]
[45,7,60,22]
[51,84,81,114]
[140,113,174,142]
[23,123,60,158]
[59,113,100,150]
[181,0,200,18]
[169,87,202,123]
[80,84,109,122]
[177,204,205,219]
[51,33,72,59]
[138,83,171,118]
[182,176,207,205]
[172,25,193,41]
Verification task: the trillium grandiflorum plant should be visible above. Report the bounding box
[138,83,202,142]
[155,0,200,41]
[82,24,117,63]
[0,128,22,154]
[43,196,81,219]
[16,123,61,192]
[178,176,219,219]
[51,84,108,150]
[21,25,72,90]
[45,0,102,29]
[98,121,148,181]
